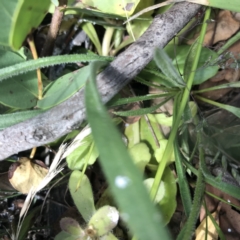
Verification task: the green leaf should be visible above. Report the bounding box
[159,167,177,224]
[196,95,240,119]
[0,54,112,82]
[129,142,151,172]
[197,0,240,12]
[155,113,173,127]
[100,233,118,240]
[0,0,51,50]
[88,206,119,237]
[82,22,102,55]
[140,114,165,151]
[126,19,152,39]
[0,49,38,109]
[179,44,218,85]
[60,217,85,237]
[67,134,99,170]
[124,120,140,148]
[54,231,80,240]
[64,7,126,20]
[174,142,192,217]
[85,62,171,240]
[18,206,41,240]
[155,139,175,163]
[37,65,90,109]
[154,48,185,88]
[69,171,96,222]
[0,109,46,130]
[81,0,140,16]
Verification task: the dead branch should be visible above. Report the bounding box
[0,2,201,160]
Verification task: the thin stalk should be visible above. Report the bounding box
[150,7,211,200]
[177,172,205,240]
[27,36,43,100]
[217,31,240,55]
[180,152,205,240]
[102,27,115,56]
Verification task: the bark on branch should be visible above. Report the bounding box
[0,2,201,160]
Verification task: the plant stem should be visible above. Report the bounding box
[102,27,115,56]
[217,31,240,55]
[27,36,43,100]
[41,0,67,57]
[150,7,211,200]
[179,170,205,240]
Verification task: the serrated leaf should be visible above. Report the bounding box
[0,109,46,130]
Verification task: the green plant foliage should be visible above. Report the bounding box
[17,206,42,240]
[54,231,79,240]
[99,233,118,240]
[155,139,175,163]
[0,0,51,50]
[85,61,171,240]
[0,54,112,82]
[155,113,173,127]
[129,142,151,172]
[37,65,91,109]
[67,134,99,170]
[144,167,177,224]
[0,109,46,130]
[60,217,85,237]
[126,19,152,39]
[154,48,186,88]
[87,206,119,237]
[199,0,240,12]
[80,0,140,16]
[184,42,219,84]
[166,44,219,85]
[64,7,126,21]
[0,48,38,109]
[69,171,96,222]
[139,114,165,150]
[82,22,102,55]
[133,0,155,17]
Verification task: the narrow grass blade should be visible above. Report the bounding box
[85,62,171,240]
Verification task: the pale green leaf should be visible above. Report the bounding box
[69,171,96,222]
[37,65,90,109]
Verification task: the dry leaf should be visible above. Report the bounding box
[8,157,48,194]
[199,41,240,100]
[188,11,240,46]
[196,211,219,240]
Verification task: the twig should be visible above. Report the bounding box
[0,2,201,160]
[41,0,67,57]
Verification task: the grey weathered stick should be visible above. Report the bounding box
[0,2,201,160]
